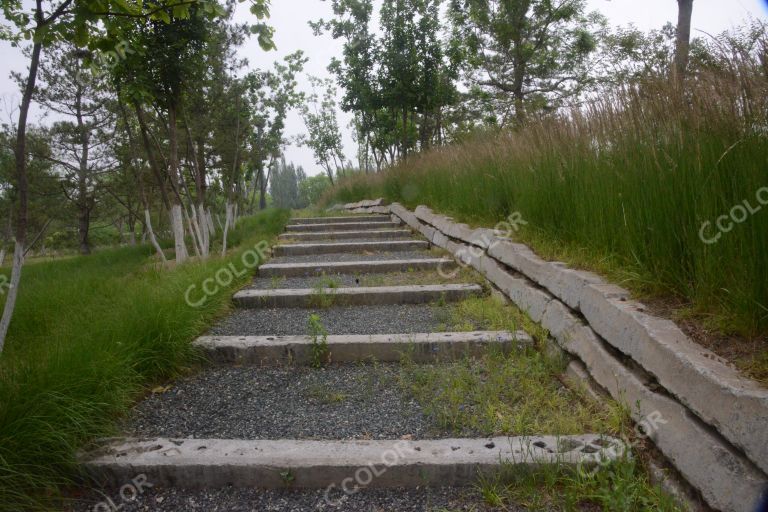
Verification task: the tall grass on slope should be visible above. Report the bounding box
[324,33,768,337]
[0,208,289,511]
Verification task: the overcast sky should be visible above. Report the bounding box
[1,0,767,176]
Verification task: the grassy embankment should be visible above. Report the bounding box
[0,208,290,511]
[322,49,768,381]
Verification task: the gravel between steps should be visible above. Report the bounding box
[125,364,450,440]
[208,304,449,336]
[71,486,517,511]
[267,250,443,265]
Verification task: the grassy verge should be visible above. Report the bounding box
[0,208,289,511]
[402,296,681,511]
[321,59,768,378]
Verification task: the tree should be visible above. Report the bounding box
[299,173,332,206]
[0,0,275,353]
[675,0,694,83]
[449,0,604,124]
[33,41,114,254]
[270,156,307,209]
[300,76,346,184]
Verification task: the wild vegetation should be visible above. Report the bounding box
[322,18,768,346]
[0,208,288,511]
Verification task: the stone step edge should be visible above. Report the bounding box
[193,331,532,364]
[285,222,398,232]
[232,283,483,308]
[81,435,627,489]
[273,240,429,256]
[291,215,388,225]
[258,258,454,277]
[279,229,412,239]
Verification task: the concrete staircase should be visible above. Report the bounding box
[80,214,624,503]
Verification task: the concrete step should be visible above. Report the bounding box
[259,258,454,277]
[194,331,532,365]
[274,240,429,257]
[285,221,398,233]
[279,229,413,242]
[233,283,483,308]
[81,435,626,489]
[291,215,388,225]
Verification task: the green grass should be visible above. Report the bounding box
[321,67,768,341]
[403,296,681,511]
[0,208,290,511]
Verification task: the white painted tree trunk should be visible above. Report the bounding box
[197,204,210,257]
[171,204,188,264]
[0,248,5,267]
[0,241,25,353]
[145,209,166,263]
[206,208,215,235]
[221,202,233,257]
[183,205,202,258]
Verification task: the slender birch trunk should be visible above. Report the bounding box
[145,209,166,263]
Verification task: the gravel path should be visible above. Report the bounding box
[267,250,444,265]
[209,304,451,336]
[71,486,513,511]
[125,364,449,440]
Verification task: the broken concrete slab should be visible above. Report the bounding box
[344,198,384,209]
[258,258,454,278]
[233,283,483,308]
[278,229,413,242]
[285,221,398,233]
[81,435,627,490]
[273,240,429,257]
[580,283,768,474]
[193,331,532,365]
[539,298,768,512]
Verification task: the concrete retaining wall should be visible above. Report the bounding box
[342,200,768,512]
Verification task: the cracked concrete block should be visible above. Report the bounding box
[580,283,768,475]
[487,241,553,286]
[344,198,383,209]
[475,253,552,323]
[539,301,768,512]
[537,266,606,311]
[82,436,628,490]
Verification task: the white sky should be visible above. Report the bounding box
[1,0,767,175]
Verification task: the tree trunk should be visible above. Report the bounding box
[78,205,91,255]
[0,248,5,267]
[0,40,41,354]
[675,0,694,84]
[167,103,188,263]
[144,209,167,263]
[221,201,233,256]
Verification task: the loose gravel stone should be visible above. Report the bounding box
[71,486,514,512]
[209,304,451,336]
[124,364,448,440]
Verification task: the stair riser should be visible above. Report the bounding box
[279,230,412,242]
[233,284,483,308]
[274,241,429,256]
[285,222,398,233]
[258,259,453,277]
[194,332,532,365]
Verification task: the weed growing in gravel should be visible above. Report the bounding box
[308,274,342,308]
[307,313,330,368]
[474,445,681,511]
[306,383,348,404]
